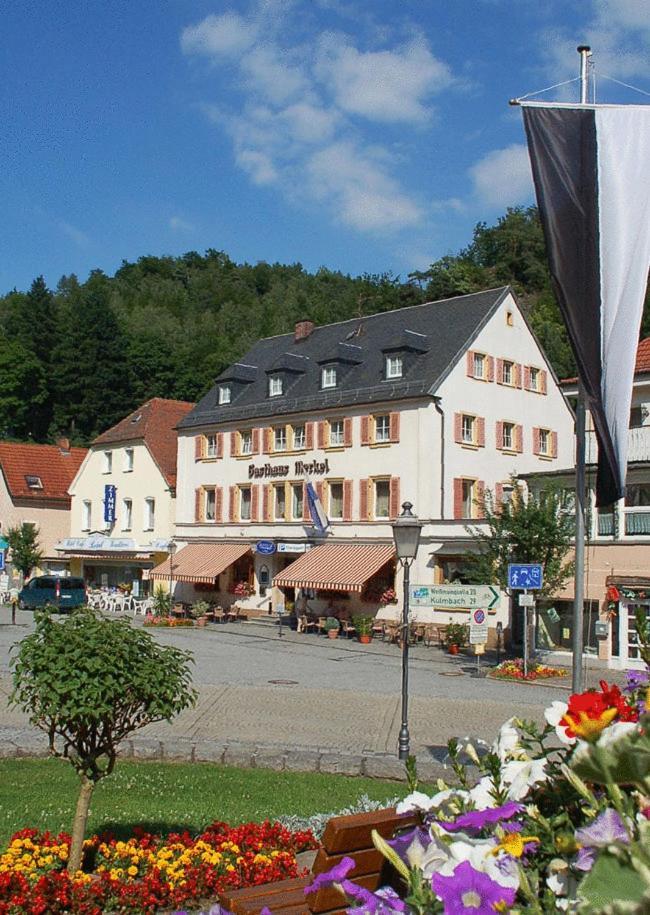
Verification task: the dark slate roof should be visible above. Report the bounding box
[179,286,511,430]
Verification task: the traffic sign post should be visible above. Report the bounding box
[469,608,489,677]
[508,563,543,590]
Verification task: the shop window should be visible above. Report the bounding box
[291,483,303,520]
[239,486,252,521]
[375,415,390,443]
[123,448,134,472]
[321,366,337,389]
[122,499,132,531]
[103,451,112,474]
[218,384,231,404]
[240,430,252,455]
[274,426,287,452]
[329,481,343,519]
[144,498,155,531]
[386,355,402,379]
[82,500,91,531]
[329,420,344,446]
[268,375,283,397]
[205,488,216,521]
[292,424,306,449]
[374,479,390,519]
[274,484,286,520]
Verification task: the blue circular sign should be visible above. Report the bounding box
[256,540,276,555]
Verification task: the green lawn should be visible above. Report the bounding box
[0,758,407,845]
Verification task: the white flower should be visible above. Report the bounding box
[501,756,548,801]
[396,787,469,817]
[544,700,575,745]
[546,858,569,897]
[395,791,437,815]
[596,721,638,748]
[492,718,520,762]
[438,838,519,890]
[468,776,498,810]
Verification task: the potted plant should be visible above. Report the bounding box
[323,617,340,639]
[355,616,374,644]
[445,621,469,654]
[191,599,211,626]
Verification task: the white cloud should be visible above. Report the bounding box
[181,13,258,58]
[315,33,452,123]
[469,144,533,208]
[241,45,310,105]
[58,220,89,247]
[279,102,338,143]
[169,216,195,232]
[236,149,279,185]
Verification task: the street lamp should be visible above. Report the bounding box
[168,540,177,611]
[391,501,422,761]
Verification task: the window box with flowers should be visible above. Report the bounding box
[230,581,254,597]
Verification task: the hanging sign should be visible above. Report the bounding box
[256,540,277,555]
[104,485,117,524]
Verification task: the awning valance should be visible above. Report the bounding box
[150,542,251,584]
[274,543,395,593]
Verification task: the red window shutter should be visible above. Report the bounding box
[302,483,310,522]
[229,485,237,521]
[343,480,353,521]
[195,487,202,521]
[389,477,401,520]
[359,479,369,521]
[532,427,540,455]
[524,366,531,391]
[251,484,259,521]
[215,487,223,523]
[216,433,224,459]
[195,435,204,461]
[466,350,474,377]
[540,369,548,394]
[496,358,504,384]
[454,413,463,443]
[360,415,370,445]
[230,431,238,456]
[453,478,463,519]
[477,417,485,447]
[487,356,495,382]
[263,427,272,454]
[252,428,260,454]
[305,422,314,449]
[318,421,327,449]
[263,484,272,522]
[514,364,522,388]
[475,481,485,519]
[515,424,523,453]
[389,411,400,443]
[495,482,503,506]
[343,417,353,447]
[551,431,558,458]
[315,481,324,504]
[496,421,504,450]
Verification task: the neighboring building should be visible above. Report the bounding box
[57,398,194,592]
[168,287,574,642]
[0,439,87,581]
[526,337,650,669]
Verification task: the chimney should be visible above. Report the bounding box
[294,319,315,342]
[57,437,70,453]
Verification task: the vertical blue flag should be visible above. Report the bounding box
[306,482,329,534]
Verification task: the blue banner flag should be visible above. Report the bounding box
[104,484,117,524]
[305,482,329,534]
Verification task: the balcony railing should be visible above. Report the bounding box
[587,425,650,464]
[625,509,650,535]
[598,512,615,536]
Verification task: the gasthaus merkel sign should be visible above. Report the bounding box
[248,459,331,479]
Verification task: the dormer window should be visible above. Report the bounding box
[218,385,232,405]
[25,475,43,490]
[269,375,283,397]
[386,355,403,379]
[321,366,337,389]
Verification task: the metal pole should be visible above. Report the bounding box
[578,45,591,104]
[398,560,411,760]
[523,591,529,679]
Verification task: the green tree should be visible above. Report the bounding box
[10,610,196,872]
[464,479,574,600]
[0,336,48,439]
[6,523,43,581]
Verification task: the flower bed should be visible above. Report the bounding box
[489,657,567,680]
[0,820,316,914]
[142,615,195,628]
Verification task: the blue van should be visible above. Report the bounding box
[18,576,87,612]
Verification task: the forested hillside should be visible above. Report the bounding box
[2,206,648,445]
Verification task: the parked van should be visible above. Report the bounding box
[18,576,87,611]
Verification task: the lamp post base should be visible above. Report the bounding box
[398,725,410,761]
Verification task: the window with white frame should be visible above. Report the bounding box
[374,479,390,519]
[502,360,513,385]
[103,451,112,474]
[123,448,134,472]
[291,483,303,520]
[529,366,540,392]
[274,426,287,452]
[240,430,252,455]
[461,414,476,444]
[386,355,403,379]
[292,424,306,449]
[329,481,343,519]
[218,385,231,404]
[329,420,344,446]
[82,500,91,531]
[205,488,216,521]
[321,366,337,389]
[239,486,252,521]
[538,428,550,455]
[461,479,475,517]
[205,434,218,458]
[144,498,155,531]
[122,498,132,531]
[375,415,390,443]
[473,353,486,379]
[268,375,283,397]
[502,422,514,450]
[274,484,285,520]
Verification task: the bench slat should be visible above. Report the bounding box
[307,872,378,914]
[221,875,310,911]
[319,807,416,857]
[312,846,384,878]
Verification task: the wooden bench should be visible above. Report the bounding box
[219,807,416,915]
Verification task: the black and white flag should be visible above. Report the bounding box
[522,102,650,505]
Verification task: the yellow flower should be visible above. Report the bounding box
[127,865,138,876]
[564,707,618,740]
[491,832,540,858]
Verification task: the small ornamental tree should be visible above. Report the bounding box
[10,609,196,872]
[6,523,43,581]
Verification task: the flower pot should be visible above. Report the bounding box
[359,634,372,644]
[327,629,339,639]
[448,643,459,655]
[196,616,207,627]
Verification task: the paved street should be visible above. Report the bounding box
[0,607,621,770]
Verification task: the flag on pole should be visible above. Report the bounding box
[521,102,650,505]
[306,482,329,534]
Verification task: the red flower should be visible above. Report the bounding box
[560,680,639,741]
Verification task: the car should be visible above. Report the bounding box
[18,576,87,612]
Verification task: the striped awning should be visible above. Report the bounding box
[149,542,251,584]
[274,543,395,593]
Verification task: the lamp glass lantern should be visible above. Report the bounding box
[391,502,422,560]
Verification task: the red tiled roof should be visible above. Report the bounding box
[273,543,395,593]
[561,336,650,385]
[92,398,194,489]
[0,442,87,504]
[149,542,251,584]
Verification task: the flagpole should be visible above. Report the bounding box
[571,46,591,694]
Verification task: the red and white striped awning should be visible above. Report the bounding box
[150,542,251,584]
[274,543,395,593]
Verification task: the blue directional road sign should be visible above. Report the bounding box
[508,563,543,590]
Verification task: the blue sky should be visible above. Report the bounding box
[2,0,649,294]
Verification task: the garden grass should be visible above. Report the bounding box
[0,758,407,845]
